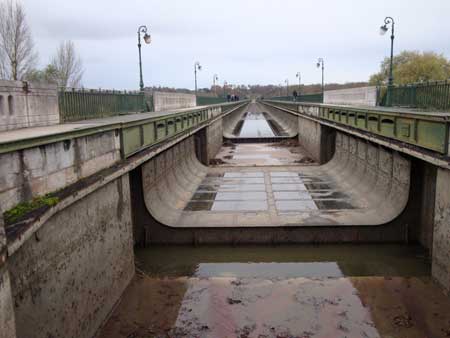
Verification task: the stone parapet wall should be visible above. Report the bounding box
[153,91,196,112]
[324,86,378,106]
[0,80,59,131]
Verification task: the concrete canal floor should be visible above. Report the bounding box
[98,245,450,338]
[98,111,449,338]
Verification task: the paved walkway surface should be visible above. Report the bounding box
[297,101,450,117]
[2,102,449,146]
[0,106,206,144]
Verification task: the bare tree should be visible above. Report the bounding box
[51,40,83,88]
[0,0,37,80]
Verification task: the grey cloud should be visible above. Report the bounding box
[21,0,450,90]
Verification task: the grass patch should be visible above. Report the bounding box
[3,194,59,224]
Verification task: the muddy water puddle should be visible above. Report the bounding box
[98,244,450,338]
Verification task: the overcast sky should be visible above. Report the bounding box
[20,0,450,90]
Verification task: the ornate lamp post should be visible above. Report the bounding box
[194,61,202,96]
[316,58,324,93]
[213,74,219,95]
[296,72,301,95]
[223,80,228,97]
[380,17,395,106]
[137,25,151,91]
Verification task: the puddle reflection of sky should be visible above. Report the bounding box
[194,262,344,278]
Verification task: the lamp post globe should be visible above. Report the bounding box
[317,58,324,93]
[213,74,219,95]
[194,61,202,95]
[380,16,395,106]
[137,25,151,91]
[296,72,301,95]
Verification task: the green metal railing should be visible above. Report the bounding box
[0,100,250,157]
[379,80,450,111]
[271,93,323,103]
[59,89,146,122]
[196,96,228,106]
[263,99,450,154]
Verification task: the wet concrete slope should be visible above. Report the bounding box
[142,134,409,229]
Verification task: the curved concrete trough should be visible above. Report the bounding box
[142,133,410,229]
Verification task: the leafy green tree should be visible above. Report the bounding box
[369,51,450,85]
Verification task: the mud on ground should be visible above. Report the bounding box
[97,272,187,338]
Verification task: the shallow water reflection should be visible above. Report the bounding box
[194,262,344,278]
[238,112,276,137]
[136,244,429,278]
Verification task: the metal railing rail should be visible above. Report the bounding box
[270,93,323,103]
[378,80,450,111]
[263,99,450,155]
[58,88,146,122]
[196,96,228,106]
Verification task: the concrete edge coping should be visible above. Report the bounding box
[5,102,250,256]
[264,99,450,119]
[260,101,450,171]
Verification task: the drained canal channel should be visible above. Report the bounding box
[96,103,450,338]
[100,245,450,338]
[4,100,450,338]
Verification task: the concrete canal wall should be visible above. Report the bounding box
[205,118,223,163]
[137,129,414,241]
[261,100,450,293]
[0,213,16,338]
[0,101,247,338]
[0,98,450,338]
[297,116,335,164]
[0,130,120,212]
[8,175,134,338]
[433,168,450,293]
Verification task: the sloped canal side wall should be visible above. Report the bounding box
[8,175,134,338]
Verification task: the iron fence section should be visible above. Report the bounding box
[59,88,146,122]
[270,93,323,103]
[379,80,450,111]
[196,96,228,105]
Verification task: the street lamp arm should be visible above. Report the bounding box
[138,25,148,34]
[384,17,394,25]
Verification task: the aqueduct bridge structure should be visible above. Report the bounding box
[0,88,450,337]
